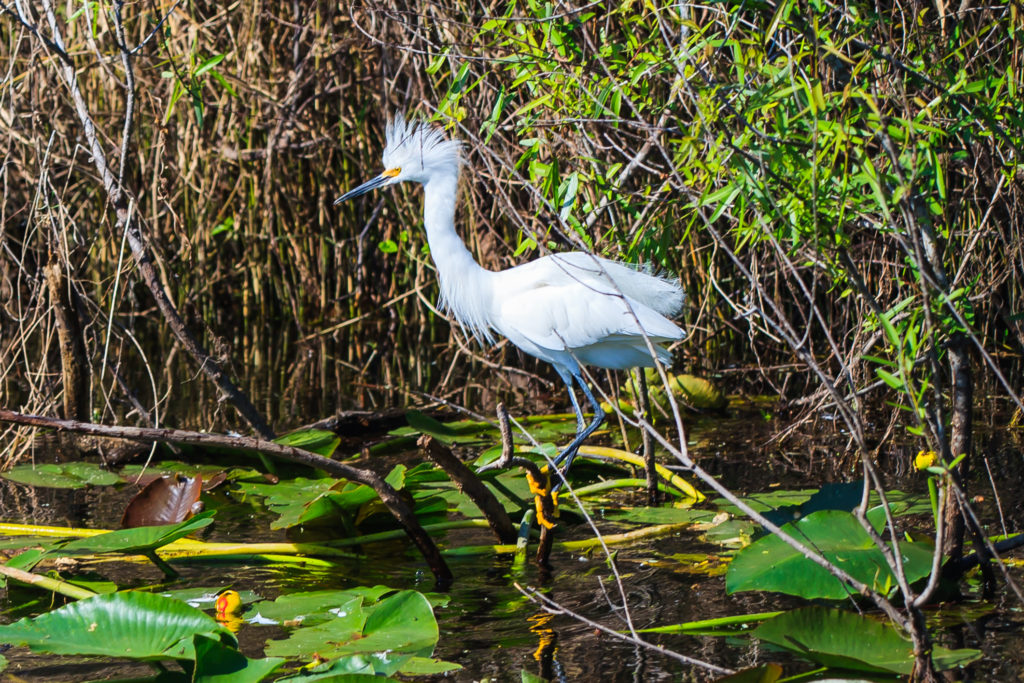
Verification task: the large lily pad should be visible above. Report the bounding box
[726,509,935,599]
[754,606,980,674]
[0,591,231,659]
[262,589,455,675]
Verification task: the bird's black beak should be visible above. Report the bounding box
[334,173,391,205]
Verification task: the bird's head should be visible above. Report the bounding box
[334,115,461,204]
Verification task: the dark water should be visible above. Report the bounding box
[2,403,1024,681]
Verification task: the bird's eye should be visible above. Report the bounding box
[382,167,401,178]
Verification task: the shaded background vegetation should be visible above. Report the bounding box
[2,0,1022,464]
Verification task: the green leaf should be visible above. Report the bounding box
[249,589,388,627]
[52,512,215,557]
[262,602,367,659]
[236,477,343,529]
[0,591,231,660]
[754,607,980,674]
[192,634,285,682]
[1,462,121,489]
[275,429,341,458]
[194,53,226,78]
[726,510,935,599]
[336,590,439,656]
[876,367,904,390]
[263,590,441,666]
[402,411,493,444]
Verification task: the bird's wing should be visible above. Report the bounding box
[495,277,683,355]
[537,253,686,318]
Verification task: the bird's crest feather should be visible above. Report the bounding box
[382,115,462,179]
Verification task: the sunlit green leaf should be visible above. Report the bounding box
[726,510,935,599]
[0,592,231,659]
[754,607,980,673]
[1,462,121,489]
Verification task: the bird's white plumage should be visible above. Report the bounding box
[354,115,685,376]
[337,114,686,479]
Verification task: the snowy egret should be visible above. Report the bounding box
[335,116,685,486]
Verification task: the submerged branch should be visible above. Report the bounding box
[418,435,517,544]
[0,410,453,585]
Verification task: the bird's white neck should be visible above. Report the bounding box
[422,170,495,343]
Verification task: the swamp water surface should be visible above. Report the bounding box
[2,402,1024,681]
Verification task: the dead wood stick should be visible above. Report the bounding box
[44,262,90,422]
[418,435,517,544]
[0,409,452,585]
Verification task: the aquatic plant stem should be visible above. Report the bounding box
[0,564,97,601]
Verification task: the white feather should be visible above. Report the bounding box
[371,115,686,374]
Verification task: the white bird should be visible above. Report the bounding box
[336,116,685,486]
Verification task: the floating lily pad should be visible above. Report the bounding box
[52,512,215,558]
[754,606,980,674]
[726,510,935,599]
[1,462,121,489]
[250,589,378,627]
[236,467,411,530]
[0,591,231,659]
[262,589,455,675]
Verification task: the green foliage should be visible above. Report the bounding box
[1,462,121,489]
[754,606,980,674]
[260,589,457,675]
[0,583,453,680]
[0,591,282,682]
[50,512,215,559]
[726,510,935,599]
[274,429,342,458]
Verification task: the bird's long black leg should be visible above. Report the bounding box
[551,372,606,490]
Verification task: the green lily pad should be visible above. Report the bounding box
[726,510,935,599]
[275,429,341,458]
[190,634,285,683]
[274,656,404,681]
[334,590,438,656]
[239,467,416,530]
[754,606,981,674]
[52,512,215,558]
[1,462,121,489]
[235,478,340,529]
[251,589,376,628]
[263,589,450,675]
[0,591,231,659]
